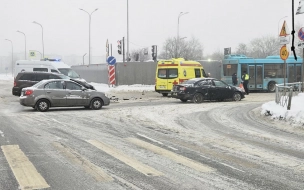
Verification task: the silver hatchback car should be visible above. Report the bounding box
[20,79,110,112]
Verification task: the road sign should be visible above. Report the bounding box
[107,56,116,65]
[29,51,36,57]
[279,35,290,45]
[279,21,289,36]
[298,41,304,48]
[280,45,289,60]
[298,27,304,41]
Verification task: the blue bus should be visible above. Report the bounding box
[221,54,303,92]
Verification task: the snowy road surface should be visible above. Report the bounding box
[0,79,303,190]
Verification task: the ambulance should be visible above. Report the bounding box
[155,58,208,96]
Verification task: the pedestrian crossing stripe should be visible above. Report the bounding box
[1,145,50,189]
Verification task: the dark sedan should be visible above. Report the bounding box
[171,78,245,103]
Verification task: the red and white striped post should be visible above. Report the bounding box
[108,65,115,86]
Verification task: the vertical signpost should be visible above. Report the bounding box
[279,20,290,87]
[107,56,116,86]
[298,27,304,91]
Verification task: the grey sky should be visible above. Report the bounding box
[0,0,302,60]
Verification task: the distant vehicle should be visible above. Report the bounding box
[221,54,303,92]
[171,78,245,103]
[19,79,110,112]
[155,58,208,97]
[14,59,85,82]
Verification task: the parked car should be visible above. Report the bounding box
[171,78,245,103]
[19,79,110,112]
[13,72,94,96]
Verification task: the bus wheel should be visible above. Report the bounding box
[162,93,168,97]
[268,82,276,92]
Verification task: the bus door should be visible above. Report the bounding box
[288,64,295,82]
[248,65,263,89]
[288,64,301,82]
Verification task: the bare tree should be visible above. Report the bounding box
[158,36,204,60]
[130,48,150,62]
[248,35,280,58]
[235,43,248,55]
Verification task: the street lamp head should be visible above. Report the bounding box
[79,8,83,10]
[95,8,98,11]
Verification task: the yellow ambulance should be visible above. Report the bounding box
[155,58,208,96]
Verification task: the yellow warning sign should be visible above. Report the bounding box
[280,45,289,60]
[280,21,289,36]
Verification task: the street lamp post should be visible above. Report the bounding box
[177,12,189,57]
[32,21,44,59]
[79,8,98,65]
[17,30,26,60]
[5,39,13,76]
[127,0,129,62]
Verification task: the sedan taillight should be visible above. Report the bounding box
[180,87,186,91]
[24,90,33,96]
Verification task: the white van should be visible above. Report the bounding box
[15,59,85,81]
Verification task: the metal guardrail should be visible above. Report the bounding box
[275,82,302,110]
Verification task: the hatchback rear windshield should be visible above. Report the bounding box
[58,68,80,78]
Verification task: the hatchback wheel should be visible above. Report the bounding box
[233,92,242,101]
[193,93,203,103]
[91,98,103,110]
[36,99,50,112]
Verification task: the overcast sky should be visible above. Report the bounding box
[1,0,303,59]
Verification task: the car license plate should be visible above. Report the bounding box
[172,92,177,96]
[158,85,165,89]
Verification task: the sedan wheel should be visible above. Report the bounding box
[36,99,50,112]
[91,98,103,110]
[180,98,187,102]
[233,92,242,101]
[192,93,204,103]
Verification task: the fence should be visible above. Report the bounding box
[275,82,302,110]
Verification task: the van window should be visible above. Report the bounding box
[201,69,208,77]
[19,74,35,81]
[33,68,48,72]
[195,69,201,78]
[51,69,59,73]
[168,69,178,78]
[158,69,167,78]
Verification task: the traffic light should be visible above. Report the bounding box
[117,40,122,54]
[151,45,157,61]
[224,47,231,55]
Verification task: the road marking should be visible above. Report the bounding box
[127,138,215,173]
[136,133,163,145]
[52,142,113,182]
[87,140,163,176]
[1,145,50,190]
[199,155,245,173]
[136,133,178,151]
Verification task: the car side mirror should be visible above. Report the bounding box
[81,87,87,91]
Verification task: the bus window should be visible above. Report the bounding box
[264,64,284,78]
[223,64,237,76]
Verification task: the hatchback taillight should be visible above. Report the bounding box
[13,80,16,87]
[24,90,33,96]
[180,87,186,91]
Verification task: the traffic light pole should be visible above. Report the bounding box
[123,37,125,63]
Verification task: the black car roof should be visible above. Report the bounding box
[18,71,64,75]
